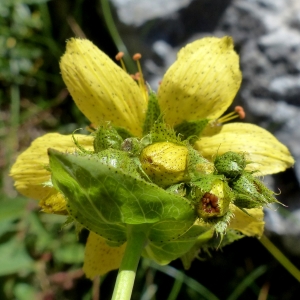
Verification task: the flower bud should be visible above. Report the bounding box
[121,137,142,156]
[214,151,246,178]
[230,172,277,209]
[193,177,233,218]
[93,126,123,152]
[97,149,140,178]
[140,142,189,187]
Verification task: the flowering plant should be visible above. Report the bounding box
[10,36,294,299]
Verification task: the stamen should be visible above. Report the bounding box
[115,52,127,72]
[216,106,246,124]
[132,53,147,101]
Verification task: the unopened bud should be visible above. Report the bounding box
[214,151,246,178]
[231,172,278,209]
[93,126,123,152]
[121,137,142,156]
[140,142,189,187]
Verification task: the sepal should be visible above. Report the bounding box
[174,119,209,144]
[142,90,161,135]
[93,126,123,152]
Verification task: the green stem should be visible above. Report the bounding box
[99,0,135,73]
[111,226,147,300]
[260,234,300,282]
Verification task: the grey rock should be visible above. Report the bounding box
[111,0,193,26]
[269,75,300,103]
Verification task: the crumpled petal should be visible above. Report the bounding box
[60,38,147,137]
[10,133,93,212]
[158,36,241,126]
[83,232,126,278]
[229,205,264,238]
[39,191,68,215]
[195,123,294,175]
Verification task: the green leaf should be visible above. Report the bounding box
[144,224,214,265]
[14,283,37,300]
[0,238,34,276]
[0,197,27,222]
[180,226,215,269]
[54,243,85,264]
[48,149,196,244]
[0,197,28,238]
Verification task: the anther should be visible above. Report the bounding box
[115,52,124,61]
[115,52,127,72]
[234,106,246,119]
[133,53,142,61]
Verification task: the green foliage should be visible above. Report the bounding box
[49,149,196,247]
[0,196,88,299]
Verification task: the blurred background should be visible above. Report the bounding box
[1,0,300,299]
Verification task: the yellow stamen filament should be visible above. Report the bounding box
[133,53,147,101]
[216,106,246,124]
[115,52,127,72]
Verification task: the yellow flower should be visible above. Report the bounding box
[10,36,294,278]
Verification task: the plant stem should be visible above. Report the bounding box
[100,0,135,73]
[260,234,300,282]
[111,226,147,300]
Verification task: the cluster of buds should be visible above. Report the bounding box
[214,152,278,209]
[89,124,278,230]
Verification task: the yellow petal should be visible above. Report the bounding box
[10,133,93,201]
[39,191,68,215]
[60,38,147,137]
[229,205,264,237]
[158,36,241,126]
[83,232,126,278]
[195,123,294,175]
